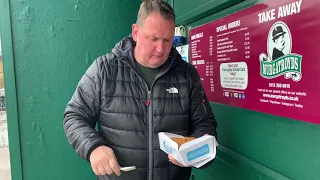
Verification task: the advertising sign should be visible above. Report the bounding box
[190,0,319,124]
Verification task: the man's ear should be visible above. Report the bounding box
[132,24,139,42]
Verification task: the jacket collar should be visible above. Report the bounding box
[111,35,181,74]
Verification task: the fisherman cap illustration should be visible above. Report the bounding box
[272,26,286,41]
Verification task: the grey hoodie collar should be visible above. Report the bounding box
[112,35,136,62]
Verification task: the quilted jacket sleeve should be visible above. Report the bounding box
[63,57,107,161]
[188,64,218,168]
[188,64,218,139]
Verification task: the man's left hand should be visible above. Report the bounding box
[168,155,185,167]
[168,134,210,167]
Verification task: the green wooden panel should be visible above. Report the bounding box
[167,0,174,9]
[174,0,320,179]
[1,0,140,179]
[204,103,320,180]
[0,0,23,179]
[191,97,320,180]
[193,145,291,180]
[174,0,245,25]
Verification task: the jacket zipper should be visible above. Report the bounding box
[121,55,176,180]
[145,60,176,180]
[146,91,153,180]
[120,60,152,179]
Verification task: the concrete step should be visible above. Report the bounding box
[0,134,8,148]
[0,127,8,148]
[0,111,8,147]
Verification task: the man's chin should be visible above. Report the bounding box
[150,58,166,67]
[276,47,285,51]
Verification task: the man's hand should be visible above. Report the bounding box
[168,134,210,167]
[90,146,121,176]
[168,155,185,167]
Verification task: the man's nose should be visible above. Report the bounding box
[156,40,164,54]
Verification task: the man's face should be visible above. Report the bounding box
[274,35,285,51]
[132,12,175,68]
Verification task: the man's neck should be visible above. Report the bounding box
[134,48,148,68]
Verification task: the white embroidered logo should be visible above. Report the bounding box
[166,87,179,94]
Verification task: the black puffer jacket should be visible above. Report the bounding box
[63,36,217,180]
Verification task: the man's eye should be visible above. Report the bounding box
[150,37,157,41]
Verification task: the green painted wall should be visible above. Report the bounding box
[173,0,320,180]
[0,0,140,179]
[2,0,320,179]
[174,0,244,25]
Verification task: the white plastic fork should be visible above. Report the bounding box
[120,166,136,172]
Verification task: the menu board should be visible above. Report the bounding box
[190,0,320,124]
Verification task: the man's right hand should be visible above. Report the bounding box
[89,146,121,176]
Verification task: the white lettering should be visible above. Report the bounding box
[191,32,203,40]
[216,25,227,32]
[278,0,302,18]
[258,9,275,23]
[228,20,241,29]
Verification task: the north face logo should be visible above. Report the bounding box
[166,87,178,94]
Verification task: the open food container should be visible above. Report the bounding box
[158,132,218,168]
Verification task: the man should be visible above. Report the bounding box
[271,25,300,80]
[63,0,217,180]
[272,26,286,60]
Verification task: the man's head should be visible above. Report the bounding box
[272,26,286,51]
[274,35,285,51]
[132,0,175,68]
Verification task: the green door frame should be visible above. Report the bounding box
[0,0,23,179]
[167,0,174,9]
